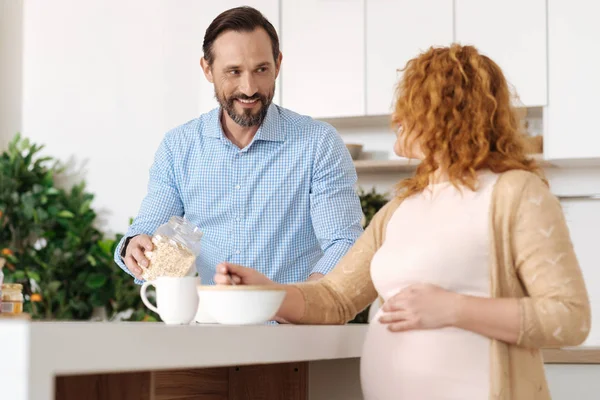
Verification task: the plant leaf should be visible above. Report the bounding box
[47,281,62,292]
[58,210,75,218]
[12,270,26,281]
[27,271,41,282]
[98,239,114,255]
[79,199,93,215]
[85,273,107,289]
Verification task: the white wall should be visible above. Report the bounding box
[0,0,23,150]
[21,0,204,234]
[19,0,279,235]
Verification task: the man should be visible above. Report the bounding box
[114,6,363,286]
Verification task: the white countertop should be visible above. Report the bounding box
[4,319,598,400]
[1,320,368,400]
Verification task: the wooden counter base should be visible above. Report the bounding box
[55,362,308,400]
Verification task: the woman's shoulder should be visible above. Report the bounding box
[376,196,404,221]
[493,169,550,206]
[366,197,404,243]
[496,169,547,188]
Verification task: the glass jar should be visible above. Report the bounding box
[1,283,24,315]
[141,216,203,281]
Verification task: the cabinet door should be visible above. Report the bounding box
[545,0,600,161]
[280,0,365,119]
[455,0,547,107]
[366,0,453,116]
[165,1,280,116]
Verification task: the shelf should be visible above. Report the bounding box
[542,347,600,364]
[354,154,556,174]
[353,158,420,173]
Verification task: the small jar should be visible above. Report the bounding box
[140,216,203,281]
[1,283,24,315]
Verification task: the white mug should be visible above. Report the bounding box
[140,276,199,325]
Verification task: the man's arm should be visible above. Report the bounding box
[113,133,184,282]
[308,126,364,277]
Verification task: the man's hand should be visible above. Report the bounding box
[123,234,154,280]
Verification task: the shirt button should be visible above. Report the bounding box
[235,184,241,190]
[235,217,241,222]
[235,250,241,254]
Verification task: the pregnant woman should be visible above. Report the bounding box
[214,44,591,399]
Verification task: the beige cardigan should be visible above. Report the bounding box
[294,170,591,399]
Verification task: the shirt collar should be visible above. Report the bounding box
[204,103,285,143]
[254,104,285,142]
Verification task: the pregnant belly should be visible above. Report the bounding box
[360,312,490,400]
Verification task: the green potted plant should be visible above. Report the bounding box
[0,134,156,321]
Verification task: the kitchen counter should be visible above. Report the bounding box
[0,319,367,400]
[2,319,599,400]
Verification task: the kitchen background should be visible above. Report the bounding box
[1,0,599,347]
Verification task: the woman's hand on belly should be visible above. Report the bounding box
[378,283,460,332]
[378,283,521,343]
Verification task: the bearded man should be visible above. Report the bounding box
[115,6,363,288]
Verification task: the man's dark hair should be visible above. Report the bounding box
[202,6,280,66]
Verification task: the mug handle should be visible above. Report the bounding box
[140,281,159,314]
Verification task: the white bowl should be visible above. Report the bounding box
[194,289,218,324]
[197,285,286,325]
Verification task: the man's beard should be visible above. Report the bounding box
[215,87,275,127]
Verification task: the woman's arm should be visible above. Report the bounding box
[453,296,520,343]
[280,200,402,324]
[278,226,380,324]
[510,174,590,348]
[452,175,590,346]
[272,285,307,322]
[216,199,400,325]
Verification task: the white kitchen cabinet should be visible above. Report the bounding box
[545,0,600,161]
[280,0,365,119]
[164,1,280,116]
[559,198,600,346]
[455,0,547,107]
[366,0,453,116]
[546,365,600,400]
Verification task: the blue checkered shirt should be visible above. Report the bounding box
[114,104,364,285]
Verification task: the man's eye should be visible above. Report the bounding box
[257,67,267,73]
[229,70,240,75]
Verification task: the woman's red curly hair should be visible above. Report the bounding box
[393,44,545,199]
